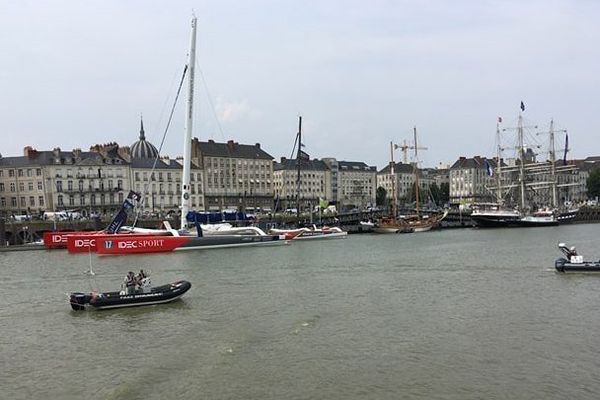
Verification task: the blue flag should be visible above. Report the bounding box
[484,159,494,177]
[563,134,569,165]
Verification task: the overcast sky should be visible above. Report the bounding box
[1,0,599,169]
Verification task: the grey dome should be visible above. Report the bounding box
[131,117,159,159]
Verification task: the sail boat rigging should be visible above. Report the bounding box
[374,127,447,233]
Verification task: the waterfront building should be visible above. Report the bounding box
[273,155,331,212]
[127,120,203,214]
[191,138,272,211]
[0,147,49,217]
[376,162,421,206]
[47,144,131,216]
[449,156,500,205]
[322,158,377,209]
[0,145,131,217]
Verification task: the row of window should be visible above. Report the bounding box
[56,192,125,207]
[55,180,123,192]
[0,196,45,208]
[0,168,43,178]
[0,181,43,192]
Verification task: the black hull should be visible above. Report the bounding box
[516,220,559,227]
[70,280,191,310]
[555,258,600,273]
[471,216,521,228]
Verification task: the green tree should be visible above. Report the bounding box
[376,186,387,207]
[587,168,600,199]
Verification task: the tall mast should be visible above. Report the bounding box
[517,113,526,211]
[390,141,397,221]
[181,16,197,229]
[413,126,421,218]
[496,121,503,203]
[549,119,557,208]
[296,116,302,221]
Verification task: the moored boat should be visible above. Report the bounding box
[269,225,347,240]
[70,280,191,310]
[555,243,600,272]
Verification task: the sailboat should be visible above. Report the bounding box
[374,127,447,233]
[472,105,576,228]
[268,116,347,240]
[93,17,288,255]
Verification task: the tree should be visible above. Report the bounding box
[587,168,600,199]
[376,186,387,207]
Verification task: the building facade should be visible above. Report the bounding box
[322,158,377,209]
[273,156,331,211]
[191,139,272,211]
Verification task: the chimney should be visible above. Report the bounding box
[72,148,81,159]
[23,146,34,157]
[255,143,261,149]
[280,157,286,163]
[52,147,61,157]
[227,140,234,151]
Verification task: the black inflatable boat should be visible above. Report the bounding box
[70,280,191,310]
[555,243,600,273]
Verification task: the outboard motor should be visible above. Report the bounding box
[70,292,89,311]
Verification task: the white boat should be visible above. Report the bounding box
[269,225,347,240]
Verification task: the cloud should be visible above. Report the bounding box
[215,97,251,123]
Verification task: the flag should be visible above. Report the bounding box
[520,101,525,111]
[319,197,329,209]
[484,159,494,177]
[299,150,310,161]
[563,134,569,165]
[498,116,502,123]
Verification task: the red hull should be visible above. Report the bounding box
[43,231,99,249]
[96,235,190,254]
[66,233,173,253]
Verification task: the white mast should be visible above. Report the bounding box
[518,113,526,211]
[496,121,503,203]
[181,16,197,229]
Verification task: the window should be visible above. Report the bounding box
[117,180,122,189]
[20,196,26,206]
[28,182,33,191]
[39,196,44,206]
[57,195,63,206]
[67,181,73,191]
[0,197,5,206]
[0,183,3,192]
[18,169,23,177]
[29,196,35,206]
[9,170,15,177]
[90,194,96,205]
[27,169,32,177]
[78,180,83,191]
[36,168,41,176]
[108,179,113,189]
[19,182,24,191]
[37,182,43,190]
[56,181,62,192]
[135,172,140,181]
[79,195,85,206]
[69,196,74,206]
[11,197,17,207]
[0,170,3,177]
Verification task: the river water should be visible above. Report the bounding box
[2,224,600,399]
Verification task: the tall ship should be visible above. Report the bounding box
[375,127,447,233]
[471,103,578,228]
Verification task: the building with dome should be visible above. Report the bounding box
[129,118,204,215]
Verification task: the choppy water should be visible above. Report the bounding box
[2,224,600,399]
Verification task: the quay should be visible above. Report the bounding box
[1,206,599,247]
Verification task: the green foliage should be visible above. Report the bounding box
[587,168,600,199]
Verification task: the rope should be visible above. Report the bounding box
[133,64,189,226]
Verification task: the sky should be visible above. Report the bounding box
[1,0,599,169]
